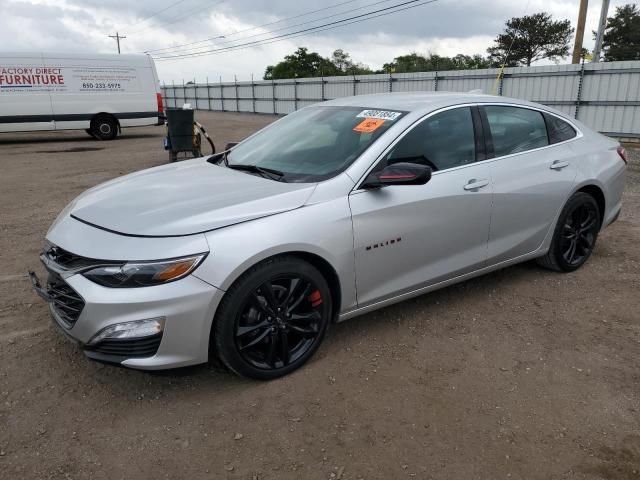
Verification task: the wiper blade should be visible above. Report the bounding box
[227,163,285,181]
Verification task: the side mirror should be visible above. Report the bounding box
[362,162,432,189]
[225,142,239,151]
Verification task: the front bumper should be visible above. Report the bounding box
[30,269,224,370]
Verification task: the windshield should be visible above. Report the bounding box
[226,106,404,183]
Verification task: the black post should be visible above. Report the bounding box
[251,74,256,113]
[220,76,224,112]
[193,77,197,110]
[206,77,211,111]
[234,75,239,112]
[272,79,276,114]
[575,55,586,119]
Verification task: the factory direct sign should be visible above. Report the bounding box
[0,67,65,92]
[0,65,140,93]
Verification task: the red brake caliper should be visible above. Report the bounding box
[308,290,323,307]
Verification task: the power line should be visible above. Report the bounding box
[129,0,190,29]
[144,0,362,53]
[153,0,440,60]
[130,0,225,36]
[147,0,399,56]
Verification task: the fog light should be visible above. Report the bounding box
[88,317,165,345]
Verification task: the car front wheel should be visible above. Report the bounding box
[213,256,331,380]
[537,192,601,272]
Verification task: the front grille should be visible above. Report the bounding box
[85,333,162,358]
[47,272,85,328]
[43,244,111,271]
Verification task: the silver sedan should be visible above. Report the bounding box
[30,92,627,379]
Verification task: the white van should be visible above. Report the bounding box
[0,52,163,140]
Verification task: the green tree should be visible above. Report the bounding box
[487,12,574,66]
[330,49,373,74]
[602,4,640,61]
[382,52,494,73]
[451,54,495,70]
[383,53,430,73]
[263,47,338,80]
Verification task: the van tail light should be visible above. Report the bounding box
[156,93,164,114]
[617,146,627,164]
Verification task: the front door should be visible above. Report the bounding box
[349,106,493,307]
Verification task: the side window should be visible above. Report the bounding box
[544,113,577,144]
[385,107,476,172]
[485,106,549,157]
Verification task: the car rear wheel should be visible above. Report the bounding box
[90,114,118,140]
[213,256,331,380]
[537,192,601,272]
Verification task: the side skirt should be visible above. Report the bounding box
[337,249,545,322]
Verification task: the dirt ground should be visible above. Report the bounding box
[1,111,639,480]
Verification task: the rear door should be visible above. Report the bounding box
[0,53,54,132]
[481,105,579,265]
[349,106,493,306]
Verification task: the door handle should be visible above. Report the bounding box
[464,179,490,191]
[550,160,569,170]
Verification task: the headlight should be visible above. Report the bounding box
[82,254,207,288]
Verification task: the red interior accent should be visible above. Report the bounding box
[156,93,164,114]
[379,174,416,180]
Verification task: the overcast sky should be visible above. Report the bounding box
[0,0,633,82]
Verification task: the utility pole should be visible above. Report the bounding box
[108,32,126,54]
[572,0,589,64]
[592,0,610,62]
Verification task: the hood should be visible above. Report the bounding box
[69,159,316,237]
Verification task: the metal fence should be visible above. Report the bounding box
[161,60,640,139]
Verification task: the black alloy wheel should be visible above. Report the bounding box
[214,256,331,379]
[236,275,324,370]
[537,192,601,272]
[559,202,599,266]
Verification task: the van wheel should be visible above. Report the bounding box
[85,128,96,138]
[90,114,118,140]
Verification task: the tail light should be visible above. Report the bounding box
[156,93,164,114]
[617,146,627,164]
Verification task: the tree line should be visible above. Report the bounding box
[264,4,640,80]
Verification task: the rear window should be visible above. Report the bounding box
[485,106,549,157]
[544,114,577,144]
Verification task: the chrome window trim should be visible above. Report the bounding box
[350,102,583,194]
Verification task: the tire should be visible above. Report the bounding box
[90,114,118,140]
[85,128,96,138]
[537,192,601,272]
[213,256,332,380]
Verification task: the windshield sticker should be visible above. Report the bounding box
[356,109,402,121]
[353,118,385,133]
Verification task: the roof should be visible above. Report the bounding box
[321,91,550,116]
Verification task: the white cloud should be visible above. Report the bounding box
[0,0,633,82]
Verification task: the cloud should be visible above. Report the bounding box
[0,0,631,82]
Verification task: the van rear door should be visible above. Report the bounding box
[0,52,55,132]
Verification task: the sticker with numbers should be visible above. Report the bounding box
[356,109,402,121]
